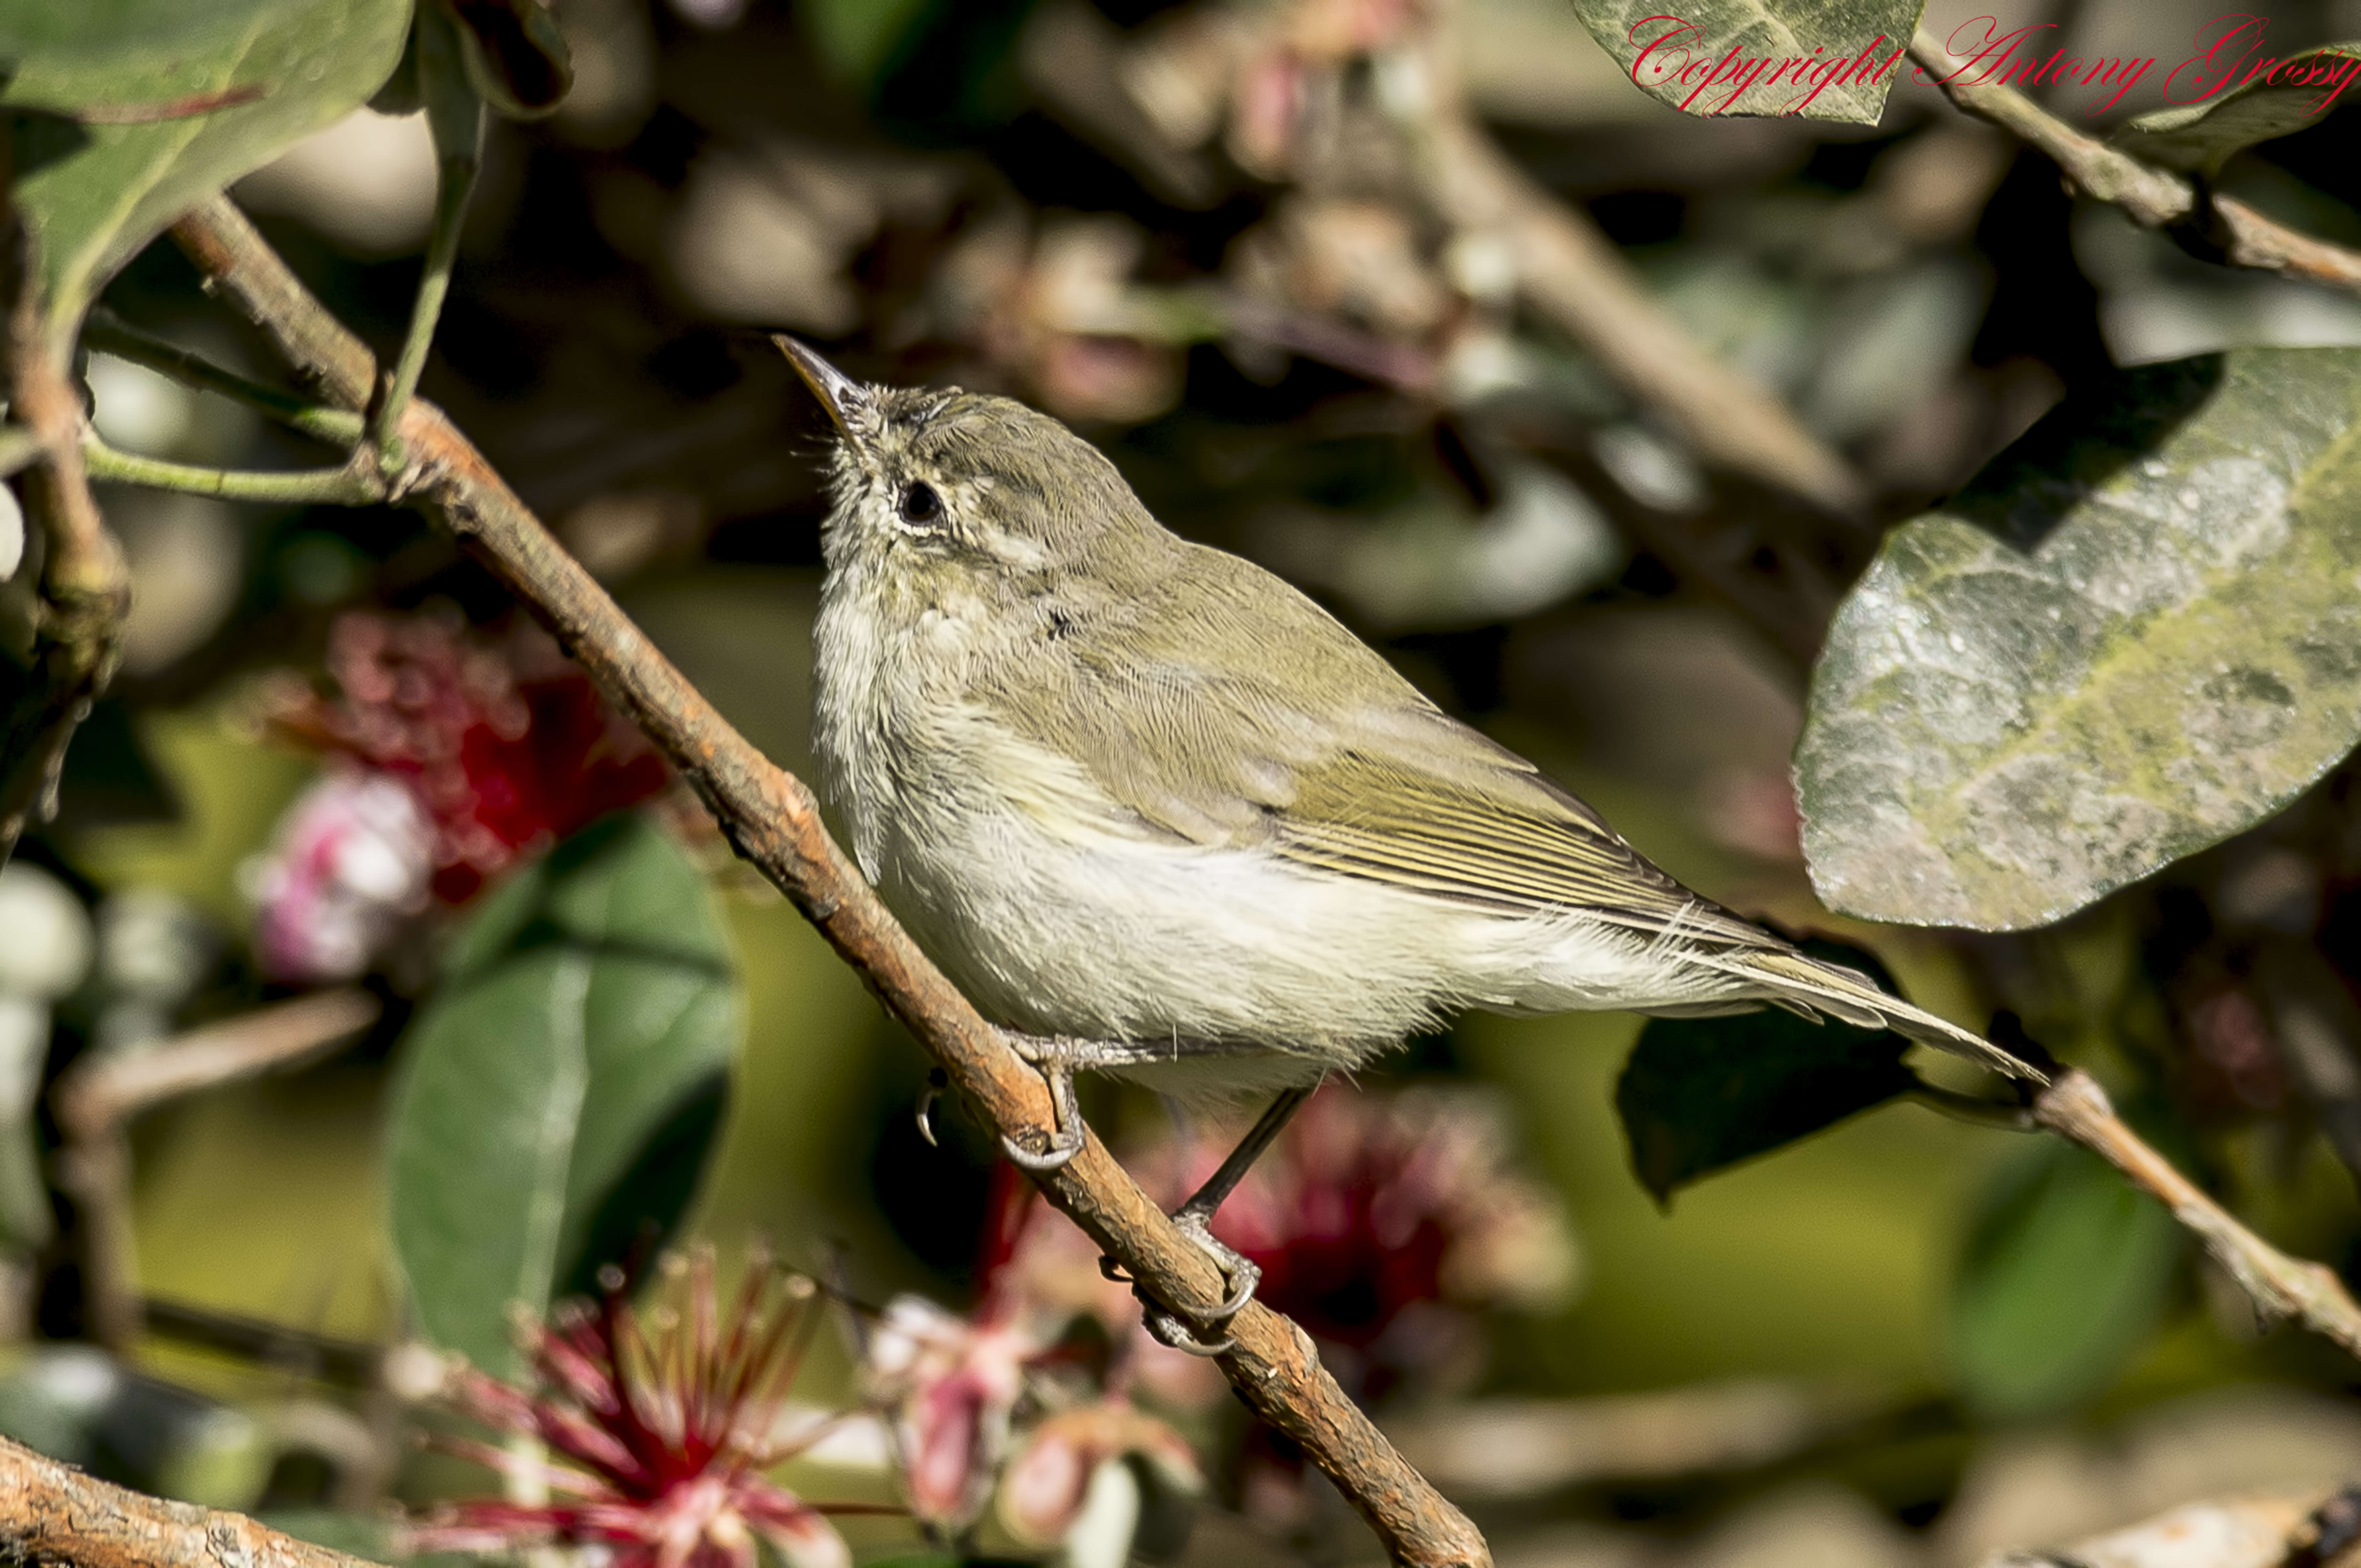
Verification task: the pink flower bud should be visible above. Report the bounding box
[248,770,434,982]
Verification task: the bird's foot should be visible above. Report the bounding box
[999,1037,1086,1171]
[1121,1209,1259,1357]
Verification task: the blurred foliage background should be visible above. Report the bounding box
[10,0,2361,1564]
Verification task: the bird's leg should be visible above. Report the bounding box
[998,1034,1098,1171]
[1133,1082,1318,1357]
[992,1031,1277,1171]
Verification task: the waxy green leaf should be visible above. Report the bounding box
[0,0,413,356]
[387,815,738,1378]
[1798,349,2361,932]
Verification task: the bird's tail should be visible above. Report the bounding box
[1707,945,2048,1084]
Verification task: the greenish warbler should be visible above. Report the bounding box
[781,338,2040,1348]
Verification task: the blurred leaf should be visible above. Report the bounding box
[1949,1136,2179,1419]
[443,0,569,117]
[388,813,740,1379]
[1616,939,1918,1205]
[2113,46,2361,175]
[0,0,413,355]
[1798,350,2361,931]
[804,0,934,88]
[1569,0,1916,125]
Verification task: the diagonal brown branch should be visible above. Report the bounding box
[1980,1015,2361,1360]
[1908,30,2361,296]
[0,1434,385,1568]
[169,194,1491,1568]
[2033,1069,2361,1357]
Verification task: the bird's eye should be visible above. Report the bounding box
[899,482,943,525]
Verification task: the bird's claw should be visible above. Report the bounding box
[1140,1300,1235,1357]
[1110,1209,1259,1356]
[1001,1122,1083,1170]
[1000,1058,1085,1171]
[915,1067,948,1148]
[1172,1209,1261,1322]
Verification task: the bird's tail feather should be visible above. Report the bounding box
[1710,946,2047,1084]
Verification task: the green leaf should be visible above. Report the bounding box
[1616,939,1919,1204]
[1949,1137,2180,1419]
[388,814,740,1379]
[1798,349,2361,932]
[2113,45,2361,176]
[0,0,414,358]
[1568,0,1918,126]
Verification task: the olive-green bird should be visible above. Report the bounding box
[782,338,2039,1350]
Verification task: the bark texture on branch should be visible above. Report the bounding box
[0,1436,383,1568]
[170,195,1491,1568]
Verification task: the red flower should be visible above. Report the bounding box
[274,608,670,903]
[1184,1084,1578,1388]
[409,1251,878,1568]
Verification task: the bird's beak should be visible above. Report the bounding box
[774,335,864,442]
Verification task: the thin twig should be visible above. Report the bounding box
[140,1296,391,1389]
[82,310,365,447]
[169,194,1492,1568]
[0,1434,384,1568]
[369,9,482,470]
[51,988,382,1354]
[1909,30,2361,295]
[0,171,129,867]
[54,988,382,1138]
[80,438,385,505]
[2032,1068,2361,1357]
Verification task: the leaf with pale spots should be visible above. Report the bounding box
[1798,349,2361,932]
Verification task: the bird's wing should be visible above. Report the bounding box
[1003,545,1779,951]
[1266,713,1780,948]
